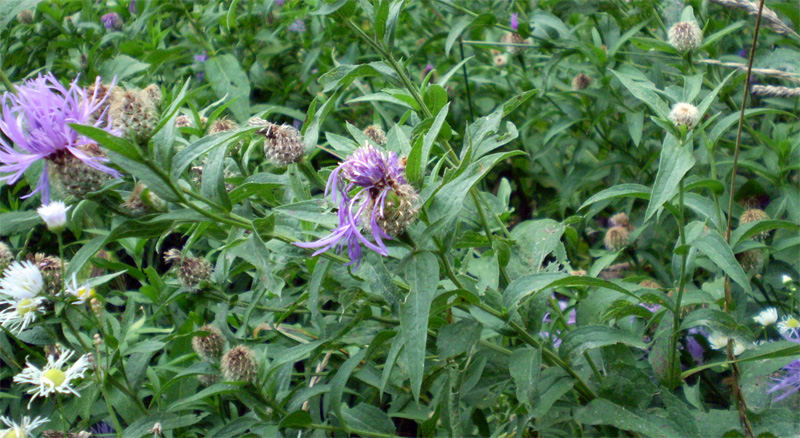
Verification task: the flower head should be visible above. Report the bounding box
[37,201,70,233]
[101,12,122,30]
[294,144,417,266]
[707,331,747,355]
[0,74,121,202]
[669,102,699,130]
[0,261,44,300]
[192,324,225,361]
[0,416,48,438]
[0,296,46,334]
[0,242,12,274]
[221,345,258,382]
[194,51,208,63]
[603,226,630,251]
[13,349,92,407]
[769,359,800,402]
[777,315,800,343]
[753,307,778,326]
[571,73,592,91]
[249,119,305,166]
[288,19,306,33]
[129,0,137,13]
[510,13,519,31]
[668,21,702,51]
[65,274,95,304]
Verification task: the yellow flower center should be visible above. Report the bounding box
[76,286,95,300]
[1,427,25,438]
[41,368,66,388]
[16,298,34,316]
[787,317,800,329]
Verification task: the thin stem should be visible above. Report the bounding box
[0,68,17,94]
[667,177,690,386]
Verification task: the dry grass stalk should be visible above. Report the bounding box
[751,84,800,97]
[698,59,800,84]
[709,0,800,39]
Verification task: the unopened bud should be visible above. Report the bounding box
[609,212,633,230]
[571,73,592,91]
[639,279,661,289]
[17,9,34,24]
[164,249,212,291]
[192,324,225,361]
[0,242,12,273]
[603,226,630,252]
[668,21,702,52]
[363,183,420,237]
[739,208,770,241]
[51,144,113,198]
[108,87,160,144]
[362,125,386,145]
[174,114,193,128]
[501,32,526,54]
[208,117,238,135]
[221,345,258,382]
[90,297,103,316]
[249,119,305,166]
[738,249,765,273]
[34,253,66,295]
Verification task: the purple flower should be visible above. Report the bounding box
[101,12,122,30]
[194,51,208,63]
[510,13,519,31]
[288,19,306,33]
[424,63,434,75]
[769,359,800,402]
[129,0,137,14]
[0,74,121,202]
[275,0,285,5]
[294,145,406,266]
[90,421,116,436]
[196,72,205,82]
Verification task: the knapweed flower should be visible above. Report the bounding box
[13,349,92,407]
[101,12,122,30]
[669,102,699,130]
[667,21,702,52]
[192,324,225,361]
[194,51,208,63]
[164,249,212,291]
[288,19,306,33]
[221,345,258,382]
[707,331,747,355]
[294,144,419,266]
[753,307,778,326]
[249,118,305,166]
[0,296,46,334]
[65,274,95,304]
[510,13,519,31]
[0,416,48,438]
[603,226,630,251]
[0,261,44,300]
[769,359,800,402]
[37,201,70,233]
[739,208,770,241]
[571,73,592,91]
[777,315,800,342]
[0,74,121,202]
[90,421,116,437]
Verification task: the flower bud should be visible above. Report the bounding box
[668,21,702,52]
[362,183,419,237]
[123,183,164,216]
[669,102,699,130]
[33,253,66,295]
[101,12,123,31]
[90,297,104,317]
[108,87,160,144]
[501,32,526,54]
[192,324,225,361]
[0,242,12,273]
[739,208,770,241]
[174,115,193,128]
[37,201,70,234]
[164,249,212,291]
[492,51,508,67]
[609,212,633,230]
[208,117,238,135]
[603,226,630,251]
[250,119,305,166]
[198,374,218,386]
[221,345,258,382]
[17,10,34,24]
[571,73,592,91]
[362,125,386,145]
[738,249,765,273]
[51,144,113,198]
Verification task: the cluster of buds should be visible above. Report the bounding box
[164,249,212,291]
[603,212,634,252]
[248,117,305,166]
[668,21,703,52]
[294,144,419,266]
[89,83,162,144]
[220,345,258,382]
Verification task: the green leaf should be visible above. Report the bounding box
[558,326,648,363]
[628,112,644,147]
[610,69,670,118]
[679,308,753,340]
[400,251,439,401]
[644,137,695,222]
[0,0,41,32]
[171,129,246,182]
[278,410,312,430]
[318,62,399,93]
[509,347,541,407]
[423,84,448,115]
[731,220,800,247]
[100,55,150,81]
[691,231,752,295]
[327,349,368,421]
[107,151,179,202]
[406,102,449,186]
[574,399,679,438]
[0,211,40,236]
[122,413,202,438]
[340,403,396,436]
[437,319,481,359]
[579,184,651,211]
[205,54,251,122]
[445,16,473,56]
[506,219,565,279]
[532,368,576,417]
[70,123,143,162]
[504,274,639,312]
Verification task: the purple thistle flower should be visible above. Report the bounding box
[0,74,121,202]
[288,19,306,33]
[129,0,137,14]
[769,359,800,402]
[194,51,208,63]
[424,63,434,75]
[90,420,117,436]
[101,12,123,30]
[294,145,407,266]
[510,13,519,31]
[275,0,285,5]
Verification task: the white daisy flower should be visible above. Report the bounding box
[752,307,778,326]
[707,331,728,350]
[731,339,748,356]
[781,274,792,284]
[13,349,92,408]
[0,296,46,334]
[0,416,49,438]
[0,261,44,300]
[777,315,800,333]
[65,274,95,305]
[37,201,70,233]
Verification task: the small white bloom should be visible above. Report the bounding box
[65,274,95,305]
[37,201,70,233]
[667,21,703,51]
[0,416,48,438]
[777,315,800,334]
[669,102,699,129]
[0,261,44,300]
[782,274,793,284]
[0,296,46,334]
[731,339,748,356]
[13,349,92,408]
[752,307,778,326]
[707,330,728,350]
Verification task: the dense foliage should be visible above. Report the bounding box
[0,0,798,437]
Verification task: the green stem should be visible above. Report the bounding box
[667,177,689,386]
[0,68,17,94]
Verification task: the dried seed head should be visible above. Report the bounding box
[361,183,420,237]
[17,9,34,24]
[609,212,633,230]
[669,102,699,130]
[164,249,212,291]
[33,253,66,295]
[252,120,305,166]
[174,114,193,128]
[493,53,508,67]
[738,249,765,273]
[50,144,113,198]
[208,117,238,135]
[739,208,770,240]
[668,21,702,52]
[603,226,630,252]
[571,73,592,91]
[639,279,662,289]
[198,374,218,386]
[192,324,225,361]
[221,345,258,382]
[362,125,387,145]
[501,32,526,54]
[0,241,12,273]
